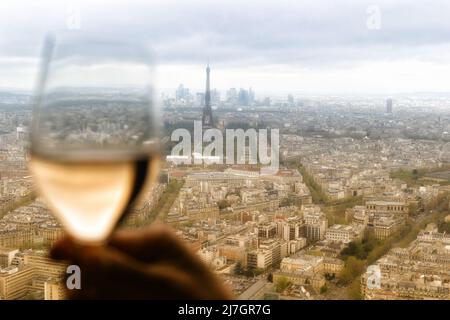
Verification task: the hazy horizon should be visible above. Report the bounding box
[2,0,450,94]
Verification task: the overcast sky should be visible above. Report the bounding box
[1,0,450,95]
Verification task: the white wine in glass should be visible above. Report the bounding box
[29,33,161,244]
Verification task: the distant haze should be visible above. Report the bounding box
[1,0,450,94]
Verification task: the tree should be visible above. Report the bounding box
[340,230,377,260]
[361,230,377,254]
[340,241,366,259]
[338,257,366,285]
[347,278,362,300]
[412,169,419,180]
[217,199,231,210]
[234,261,245,275]
[267,273,273,282]
[280,197,293,207]
[275,276,291,293]
[438,221,450,233]
[320,284,328,294]
[324,273,335,281]
[408,203,419,217]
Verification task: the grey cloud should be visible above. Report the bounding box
[1,0,450,68]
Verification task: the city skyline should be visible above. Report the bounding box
[1,0,450,302]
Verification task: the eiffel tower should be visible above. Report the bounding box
[202,63,214,129]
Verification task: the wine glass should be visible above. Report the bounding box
[28,32,161,244]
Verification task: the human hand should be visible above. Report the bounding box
[50,224,234,300]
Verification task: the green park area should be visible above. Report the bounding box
[337,192,450,299]
[143,179,184,224]
[0,192,35,220]
[296,161,450,299]
[390,166,450,186]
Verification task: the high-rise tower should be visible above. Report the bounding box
[202,64,214,129]
[386,98,393,113]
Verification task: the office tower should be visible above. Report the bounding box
[196,92,205,106]
[248,87,255,105]
[288,94,294,106]
[386,98,393,113]
[175,84,190,101]
[238,88,249,106]
[202,64,214,129]
[211,89,220,104]
[226,88,238,104]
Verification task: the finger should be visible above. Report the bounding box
[54,234,234,299]
[51,225,188,262]
[50,226,196,272]
[50,225,218,291]
[108,231,234,299]
[50,236,77,260]
[108,225,197,265]
[64,245,204,299]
